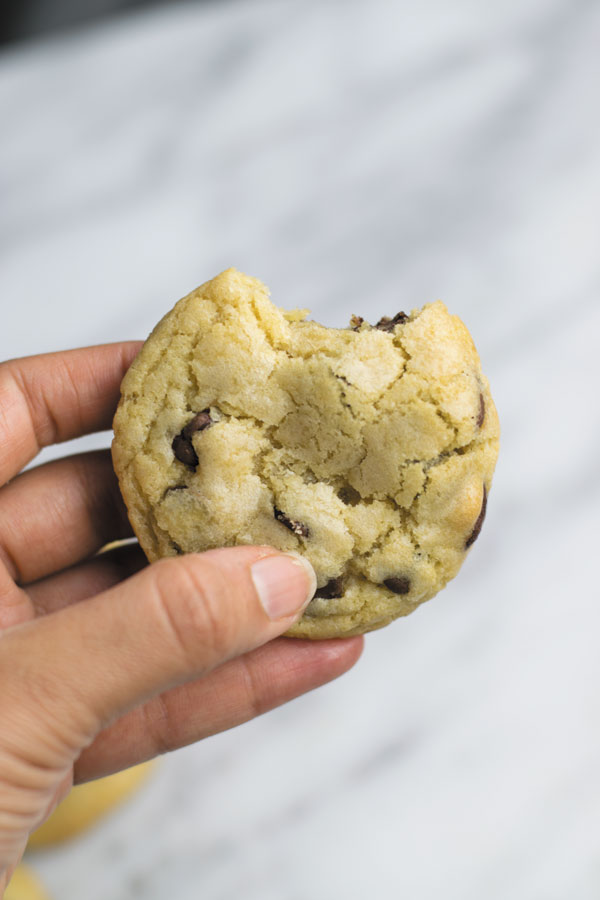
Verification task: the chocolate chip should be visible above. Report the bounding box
[172,434,199,468]
[375,312,408,332]
[465,486,487,548]
[350,314,364,331]
[274,508,310,537]
[315,576,345,599]
[477,392,485,428]
[182,410,213,438]
[383,576,411,595]
[172,410,213,468]
[337,485,361,506]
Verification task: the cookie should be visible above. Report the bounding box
[112,269,499,638]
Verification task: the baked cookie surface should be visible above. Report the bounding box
[112,269,499,638]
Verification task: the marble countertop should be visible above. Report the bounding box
[1,0,599,897]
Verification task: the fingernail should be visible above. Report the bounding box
[251,552,317,621]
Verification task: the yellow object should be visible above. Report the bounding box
[5,865,50,900]
[28,762,154,848]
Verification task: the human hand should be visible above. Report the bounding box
[0,343,363,893]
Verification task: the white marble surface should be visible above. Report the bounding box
[1,0,600,897]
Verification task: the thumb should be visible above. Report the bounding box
[0,547,316,768]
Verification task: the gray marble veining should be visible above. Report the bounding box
[1,0,599,897]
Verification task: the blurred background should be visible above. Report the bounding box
[1,0,599,898]
[1,0,163,45]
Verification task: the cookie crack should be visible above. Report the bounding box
[186,328,203,409]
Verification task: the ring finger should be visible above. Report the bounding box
[26,541,147,615]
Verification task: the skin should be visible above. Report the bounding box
[0,343,363,894]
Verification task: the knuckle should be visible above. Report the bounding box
[0,635,91,757]
[237,655,265,722]
[0,661,95,766]
[0,693,77,861]
[150,557,236,668]
[141,693,177,757]
[1,363,53,451]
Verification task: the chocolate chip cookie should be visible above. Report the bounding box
[112,269,499,638]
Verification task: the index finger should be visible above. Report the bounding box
[0,342,142,485]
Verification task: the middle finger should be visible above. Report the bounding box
[0,449,133,583]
